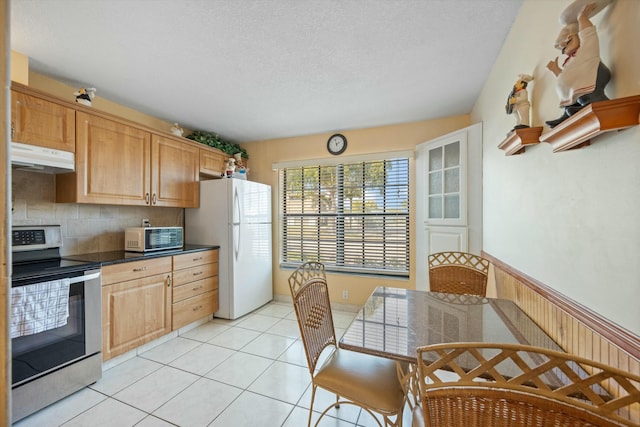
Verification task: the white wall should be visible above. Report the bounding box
[472,0,640,335]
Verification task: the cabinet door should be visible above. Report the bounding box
[102,273,172,360]
[11,90,75,152]
[425,134,467,227]
[71,112,151,205]
[152,135,199,208]
[199,148,226,178]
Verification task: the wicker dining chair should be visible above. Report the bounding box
[289,274,406,427]
[288,261,326,291]
[413,342,640,427]
[428,251,490,296]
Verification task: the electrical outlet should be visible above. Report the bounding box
[342,290,349,300]
[142,218,151,228]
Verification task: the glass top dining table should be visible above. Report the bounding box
[339,286,562,364]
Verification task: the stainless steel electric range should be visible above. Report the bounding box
[10,225,102,423]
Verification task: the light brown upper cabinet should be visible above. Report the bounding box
[57,112,199,207]
[11,90,76,152]
[199,148,227,178]
[152,134,199,207]
[57,112,152,205]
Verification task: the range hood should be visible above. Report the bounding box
[11,141,75,173]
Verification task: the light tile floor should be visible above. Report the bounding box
[14,300,413,427]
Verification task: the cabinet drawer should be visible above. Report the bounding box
[102,257,172,285]
[173,263,218,287]
[173,249,218,270]
[172,290,219,329]
[173,276,219,303]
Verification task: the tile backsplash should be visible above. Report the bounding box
[12,169,183,255]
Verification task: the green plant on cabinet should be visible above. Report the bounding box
[186,130,248,159]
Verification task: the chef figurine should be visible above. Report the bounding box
[74,87,96,106]
[170,123,184,137]
[505,74,533,131]
[225,158,236,178]
[545,0,612,128]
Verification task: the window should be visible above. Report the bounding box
[280,158,409,276]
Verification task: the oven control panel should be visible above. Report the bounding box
[11,225,63,252]
[13,229,46,246]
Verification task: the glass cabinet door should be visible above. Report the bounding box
[427,135,466,226]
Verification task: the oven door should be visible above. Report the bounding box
[11,269,102,387]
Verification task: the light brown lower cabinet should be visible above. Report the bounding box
[101,257,172,361]
[172,249,219,330]
[101,250,219,361]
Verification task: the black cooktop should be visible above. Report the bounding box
[12,258,101,283]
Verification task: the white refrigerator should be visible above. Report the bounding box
[186,179,273,319]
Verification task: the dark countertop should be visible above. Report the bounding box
[62,244,219,266]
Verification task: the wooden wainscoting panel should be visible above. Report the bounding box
[600,340,611,365]
[560,310,570,349]
[582,324,593,362]
[484,251,639,369]
[486,252,639,420]
[631,357,640,377]
[593,334,601,366]
[572,318,580,359]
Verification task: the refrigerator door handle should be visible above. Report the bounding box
[233,187,241,260]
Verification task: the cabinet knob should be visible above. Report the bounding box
[192,271,203,276]
[152,193,157,205]
[167,275,172,287]
[145,193,150,204]
[132,266,147,272]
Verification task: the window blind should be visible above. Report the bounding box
[280,158,409,276]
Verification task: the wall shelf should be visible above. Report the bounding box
[498,126,543,155]
[540,95,640,152]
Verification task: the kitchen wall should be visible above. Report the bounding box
[9,55,192,136]
[244,114,471,305]
[12,169,183,256]
[471,0,640,335]
[10,50,28,85]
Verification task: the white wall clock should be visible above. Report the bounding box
[327,133,347,155]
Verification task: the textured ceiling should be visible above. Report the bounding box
[11,0,523,143]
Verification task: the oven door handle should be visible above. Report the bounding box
[68,272,101,284]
